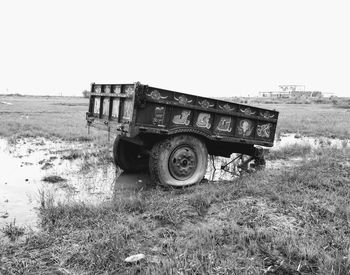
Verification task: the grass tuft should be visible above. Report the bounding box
[1,220,25,241]
[188,193,212,217]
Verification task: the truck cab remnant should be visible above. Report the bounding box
[86,82,279,187]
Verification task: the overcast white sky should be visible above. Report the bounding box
[0,0,349,97]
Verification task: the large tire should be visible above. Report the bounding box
[149,135,208,187]
[113,137,149,172]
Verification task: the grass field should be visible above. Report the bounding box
[264,103,350,139]
[1,95,350,274]
[1,96,350,140]
[0,96,92,141]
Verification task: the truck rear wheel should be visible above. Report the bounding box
[113,137,148,172]
[149,135,208,187]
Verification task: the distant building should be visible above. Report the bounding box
[259,91,290,98]
[259,85,323,98]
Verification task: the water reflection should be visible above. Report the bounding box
[0,137,156,231]
[0,138,116,230]
[205,154,252,182]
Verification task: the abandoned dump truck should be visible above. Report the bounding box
[86,82,279,187]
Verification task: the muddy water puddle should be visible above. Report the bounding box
[1,133,347,233]
[0,138,118,231]
[0,137,237,231]
[276,133,349,149]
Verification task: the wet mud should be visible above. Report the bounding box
[0,133,348,231]
[0,138,116,230]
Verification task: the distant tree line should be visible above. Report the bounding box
[82,90,89,98]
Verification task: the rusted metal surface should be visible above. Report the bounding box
[86,82,279,147]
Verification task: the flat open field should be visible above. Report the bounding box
[264,103,350,139]
[0,96,92,141]
[1,96,350,140]
[1,95,350,274]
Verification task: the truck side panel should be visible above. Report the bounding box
[135,103,277,146]
[134,85,278,147]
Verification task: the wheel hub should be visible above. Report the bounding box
[168,146,197,180]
